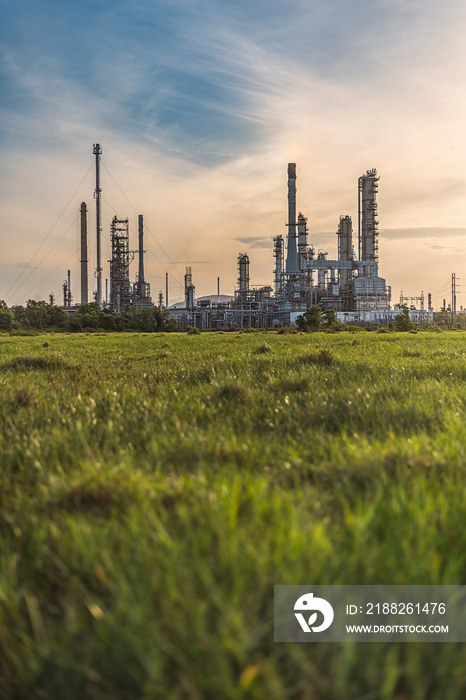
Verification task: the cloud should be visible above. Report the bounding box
[234,236,273,249]
[380,227,466,240]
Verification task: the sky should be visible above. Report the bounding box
[1,0,465,309]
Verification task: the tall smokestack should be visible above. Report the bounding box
[93,143,103,307]
[80,202,88,306]
[285,163,299,273]
[138,215,145,284]
[166,272,168,309]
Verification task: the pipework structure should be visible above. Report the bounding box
[109,216,133,313]
[93,143,103,307]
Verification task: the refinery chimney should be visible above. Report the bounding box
[285,163,299,274]
[138,215,145,286]
[80,202,88,306]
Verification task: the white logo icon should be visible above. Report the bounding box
[294,592,334,632]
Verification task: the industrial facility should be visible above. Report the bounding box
[171,163,432,328]
[59,146,433,328]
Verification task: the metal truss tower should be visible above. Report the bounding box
[109,216,133,313]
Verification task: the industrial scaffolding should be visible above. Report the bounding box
[109,216,133,313]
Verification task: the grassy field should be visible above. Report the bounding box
[1,330,466,699]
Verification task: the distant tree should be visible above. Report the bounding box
[0,300,7,309]
[11,305,26,324]
[115,312,131,331]
[79,302,101,314]
[394,306,413,331]
[24,300,49,329]
[296,306,324,331]
[322,308,338,328]
[0,307,13,330]
[45,305,68,328]
[99,310,116,331]
[67,316,83,332]
[139,307,174,332]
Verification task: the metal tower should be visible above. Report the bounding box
[93,143,103,307]
[358,168,379,276]
[109,216,133,313]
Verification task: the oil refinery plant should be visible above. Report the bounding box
[61,146,433,328]
[171,163,432,328]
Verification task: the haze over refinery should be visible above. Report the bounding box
[1,0,465,308]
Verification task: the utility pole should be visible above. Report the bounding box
[93,143,103,307]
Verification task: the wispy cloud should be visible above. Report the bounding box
[381,227,466,240]
[234,236,273,249]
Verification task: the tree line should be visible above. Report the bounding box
[0,301,175,332]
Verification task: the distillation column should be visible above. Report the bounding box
[338,215,353,287]
[237,253,250,297]
[273,236,284,296]
[185,266,195,310]
[358,168,379,277]
[285,163,299,273]
[297,212,308,268]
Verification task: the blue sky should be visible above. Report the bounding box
[1,0,465,307]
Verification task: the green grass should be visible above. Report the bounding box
[1,331,466,699]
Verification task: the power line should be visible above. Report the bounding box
[431,280,451,295]
[8,196,95,305]
[101,159,186,286]
[8,213,81,304]
[22,232,96,303]
[4,161,94,301]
